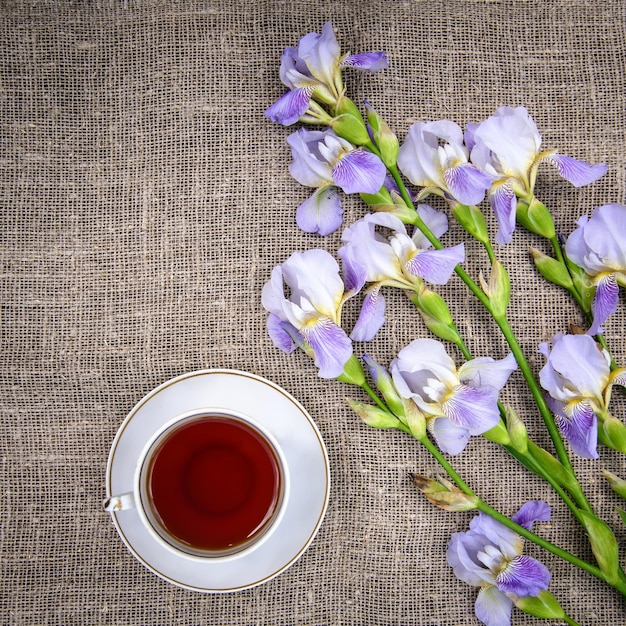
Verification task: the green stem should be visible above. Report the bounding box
[419,436,626,595]
[387,163,594,512]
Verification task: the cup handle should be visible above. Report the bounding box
[103,492,136,512]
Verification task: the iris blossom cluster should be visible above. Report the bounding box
[262,22,626,626]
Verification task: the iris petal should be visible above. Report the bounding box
[511,501,551,531]
[443,163,493,206]
[350,286,386,341]
[475,587,514,626]
[496,554,551,597]
[295,186,343,235]
[264,87,313,125]
[555,401,599,459]
[430,417,472,455]
[589,273,620,335]
[341,51,389,72]
[489,182,517,245]
[266,314,302,353]
[548,153,607,187]
[332,149,386,194]
[405,244,465,284]
[301,317,353,378]
[443,385,500,435]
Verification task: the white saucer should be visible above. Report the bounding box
[104,369,330,592]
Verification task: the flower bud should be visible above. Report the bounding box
[480,260,510,318]
[599,415,626,454]
[516,196,556,239]
[530,248,574,290]
[513,591,566,620]
[451,202,490,246]
[602,469,626,500]
[505,406,528,453]
[408,288,464,346]
[364,102,399,167]
[347,400,402,429]
[331,96,371,145]
[362,354,405,418]
[410,474,478,511]
[403,398,426,440]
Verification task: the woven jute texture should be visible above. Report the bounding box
[2,0,625,624]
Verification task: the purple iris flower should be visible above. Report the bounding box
[397,120,494,206]
[338,206,464,341]
[447,501,552,626]
[564,203,626,334]
[390,338,517,454]
[537,332,626,458]
[261,249,363,378]
[287,128,387,235]
[467,106,607,244]
[265,22,388,126]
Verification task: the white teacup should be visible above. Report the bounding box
[104,409,287,560]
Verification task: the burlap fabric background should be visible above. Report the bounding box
[2,0,625,624]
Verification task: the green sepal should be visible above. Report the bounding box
[563,256,594,313]
[513,590,566,620]
[602,469,626,500]
[598,415,626,454]
[579,509,621,585]
[530,248,574,289]
[527,441,578,492]
[452,203,490,245]
[482,421,511,446]
[403,398,426,440]
[331,96,371,145]
[336,355,366,386]
[361,187,393,207]
[516,196,556,239]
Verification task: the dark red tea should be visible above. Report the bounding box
[144,414,282,554]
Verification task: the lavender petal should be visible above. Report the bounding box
[405,244,465,285]
[301,317,353,378]
[431,417,472,455]
[490,183,517,245]
[332,149,387,194]
[511,501,551,531]
[295,186,343,235]
[475,587,514,626]
[496,554,551,597]
[443,163,493,206]
[548,153,608,187]
[350,286,386,342]
[264,87,313,125]
[341,51,389,72]
[267,314,301,353]
[589,273,619,335]
[443,385,500,435]
[555,401,599,459]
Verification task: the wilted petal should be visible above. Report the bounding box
[332,149,386,194]
[511,501,551,531]
[405,244,465,284]
[431,416,472,455]
[547,154,607,187]
[301,317,353,378]
[350,286,386,341]
[443,163,493,206]
[296,186,343,235]
[459,353,518,392]
[496,554,551,597]
[267,314,302,353]
[341,51,389,72]
[443,385,500,435]
[489,182,518,245]
[555,401,599,459]
[475,587,514,626]
[265,87,313,125]
[589,273,620,335]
